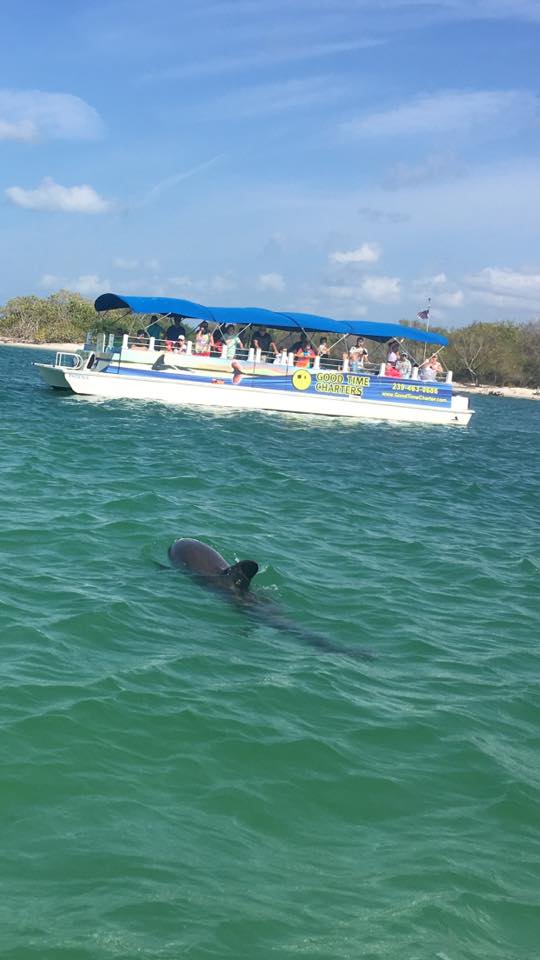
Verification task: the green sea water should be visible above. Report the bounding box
[1,346,539,960]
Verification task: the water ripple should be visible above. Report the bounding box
[0,347,539,959]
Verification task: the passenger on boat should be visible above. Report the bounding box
[194,321,212,355]
[318,337,333,369]
[146,315,163,344]
[133,328,150,348]
[252,327,278,359]
[347,337,369,372]
[387,340,400,364]
[165,317,187,350]
[210,327,224,356]
[396,353,412,378]
[292,336,316,367]
[385,358,402,377]
[224,324,244,359]
[419,355,443,381]
[175,335,187,354]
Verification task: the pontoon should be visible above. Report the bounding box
[35,294,473,426]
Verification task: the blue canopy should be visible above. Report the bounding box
[94,293,447,346]
[94,293,214,321]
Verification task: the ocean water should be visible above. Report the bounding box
[0,345,538,960]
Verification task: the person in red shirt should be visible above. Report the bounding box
[385,358,402,377]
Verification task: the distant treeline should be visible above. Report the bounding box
[1,289,539,387]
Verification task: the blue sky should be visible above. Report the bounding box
[1,0,539,327]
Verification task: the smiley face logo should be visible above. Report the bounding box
[292,368,312,391]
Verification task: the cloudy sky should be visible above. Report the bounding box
[1,0,539,327]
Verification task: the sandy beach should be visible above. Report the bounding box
[454,383,540,401]
[0,339,84,351]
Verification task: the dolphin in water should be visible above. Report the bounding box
[168,538,374,660]
[168,537,259,593]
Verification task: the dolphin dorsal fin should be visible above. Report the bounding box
[222,560,259,589]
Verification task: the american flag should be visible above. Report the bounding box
[417,308,430,321]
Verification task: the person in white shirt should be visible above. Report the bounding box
[386,340,400,364]
[419,354,443,381]
[396,354,412,378]
[348,337,369,372]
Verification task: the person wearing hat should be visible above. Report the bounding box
[396,351,412,379]
[165,316,187,351]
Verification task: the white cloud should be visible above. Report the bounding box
[322,275,400,307]
[210,272,238,292]
[322,288,368,316]
[437,289,464,307]
[358,206,410,224]
[143,39,380,82]
[361,275,401,304]
[437,1,540,23]
[349,304,368,317]
[384,153,463,189]
[109,278,167,296]
[466,266,540,307]
[257,272,285,291]
[0,118,37,142]
[213,75,346,118]
[322,284,358,299]
[262,232,287,255]
[323,276,401,303]
[168,275,196,289]
[114,258,139,270]
[6,177,112,213]
[329,242,381,265]
[114,257,160,271]
[343,89,540,139]
[40,274,108,296]
[414,272,449,292]
[412,274,463,308]
[0,89,104,141]
[137,156,223,208]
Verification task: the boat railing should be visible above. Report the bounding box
[373,361,453,384]
[55,351,83,369]
[90,332,453,383]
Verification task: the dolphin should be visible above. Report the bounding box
[168,538,374,661]
[168,538,259,593]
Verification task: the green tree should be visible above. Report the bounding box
[520,320,540,387]
[444,322,528,385]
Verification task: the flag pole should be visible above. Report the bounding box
[420,297,431,362]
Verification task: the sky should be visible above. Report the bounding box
[1,0,539,328]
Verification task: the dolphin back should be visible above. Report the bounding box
[168,539,258,592]
[221,560,259,591]
[168,538,229,575]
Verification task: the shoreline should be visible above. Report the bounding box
[2,340,539,400]
[453,382,540,401]
[0,339,84,351]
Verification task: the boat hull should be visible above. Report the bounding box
[64,369,473,426]
[34,362,73,389]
